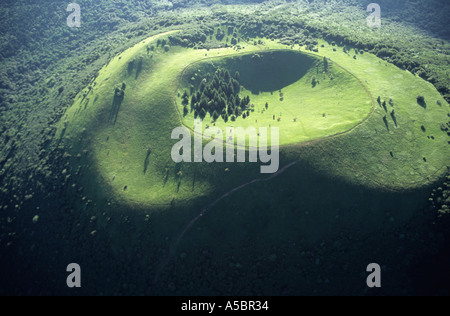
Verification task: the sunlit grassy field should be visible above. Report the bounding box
[178,49,372,145]
[57,29,449,212]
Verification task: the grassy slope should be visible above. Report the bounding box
[57,30,450,211]
[58,32,266,208]
[295,39,450,190]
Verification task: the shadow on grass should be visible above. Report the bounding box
[135,58,143,80]
[383,115,390,132]
[418,98,427,109]
[128,61,134,76]
[109,94,124,125]
[391,111,398,128]
[163,169,170,187]
[177,178,182,193]
[55,126,67,147]
[192,168,197,191]
[143,148,152,175]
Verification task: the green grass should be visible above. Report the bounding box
[178,49,372,145]
[57,30,450,210]
[296,39,450,190]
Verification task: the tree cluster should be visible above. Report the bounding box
[183,69,251,122]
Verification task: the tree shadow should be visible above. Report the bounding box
[143,148,151,175]
[391,111,398,128]
[383,115,390,132]
[84,98,90,110]
[191,168,197,191]
[135,58,143,80]
[417,97,427,109]
[55,126,67,147]
[177,179,182,193]
[109,94,124,125]
[127,61,135,76]
[163,168,170,186]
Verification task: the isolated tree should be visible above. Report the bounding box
[265,102,269,109]
[417,95,425,103]
[164,45,170,52]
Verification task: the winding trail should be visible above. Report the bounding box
[153,160,298,284]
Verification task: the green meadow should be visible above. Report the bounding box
[57,29,450,211]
